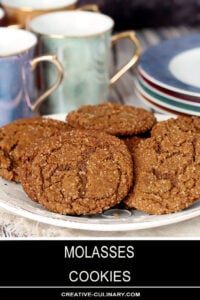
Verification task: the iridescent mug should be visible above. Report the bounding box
[1,0,99,29]
[0,27,63,126]
[29,11,141,114]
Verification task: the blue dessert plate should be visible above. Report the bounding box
[139,34,200,97]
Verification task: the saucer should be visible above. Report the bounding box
[136,76,200,114]
[139,34,200,97]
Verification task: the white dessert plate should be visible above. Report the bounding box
[135,78,200,116]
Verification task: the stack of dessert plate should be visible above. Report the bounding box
[135,33,200,116]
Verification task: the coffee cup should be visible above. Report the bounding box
[29,11,141,114]
[0,7,5,26]
[0,27,63,126]
[1,0,99,29]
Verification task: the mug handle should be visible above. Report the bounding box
[8,24,23,29]
[26,54,63,113]
[110,31,141,85]
[76,5,100,12]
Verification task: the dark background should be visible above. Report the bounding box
[78,0,200,30]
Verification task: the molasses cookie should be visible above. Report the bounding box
[0,117,71,182]
[21,129,133,215]
[151,115,200,137]
[124,132,200,214]
[123,136,146,152]
[66,102,156,136]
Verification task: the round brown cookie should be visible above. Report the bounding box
[124,132,200,215]
[151,115,200,137]
[21,129,133,215]
[0,117,71,182]
[66,102,156,136]
[123,136,146,153]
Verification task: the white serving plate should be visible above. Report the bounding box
[1,113,200,232]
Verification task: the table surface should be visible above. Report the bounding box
[1,26,200,238]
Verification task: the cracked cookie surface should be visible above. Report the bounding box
[151,116,200,137]
[66,102,156,136]
[124,132,200,214]
[0,117,71,182]
[21,129,133,215]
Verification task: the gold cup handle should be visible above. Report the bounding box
[27,54,63,113]
[76,5,100,12]
[7,24,23,29]
[110,31,141,85]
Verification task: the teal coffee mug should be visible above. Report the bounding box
[29,11,141,114]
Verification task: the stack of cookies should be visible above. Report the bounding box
[1,102,200,216]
